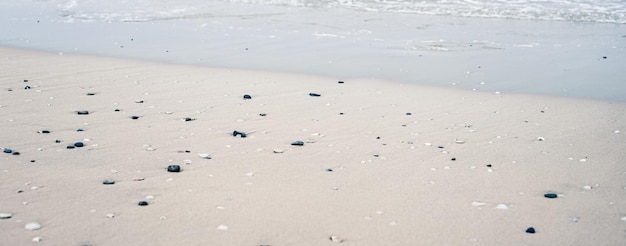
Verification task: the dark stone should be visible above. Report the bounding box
[138,201,149,206]
[183,117,194,121]
[24,86,31,90]
[74,142,84,147]
[326,168,333,172]
[525,227,536,234]
[131,116,139,120]
[486,164,492,168]
[309,93,321,97]
[243,94,252,100]
[77,110,89,115]
[23,79,29,82]
[184,150,191,153]
[86,93,96,96]
[102,180,115,185]
[30,160,35,163]
[339,112,344,115]
[259,113,267,117]
[12,152,20,156]
[76,129,84,132]
[40,130,51,134]
[437,146,444,149]
[55,140,62,143]
[233,130,247,138]
[291,141,305,146]
[135,100,144,103]
[114,109,121,112]
[66,145,75,149]
[603,56,607,59]
[167,165,181,172]
[451,158,456,161]
[406,112,412,115]
[376,136,380,139]
[3,148,12,154]
[338,81,344,84]
[544,193,558,199]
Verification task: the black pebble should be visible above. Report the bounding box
[338,81,344,84]
[309,93,321,97]
[66,145,75,149]
[291,141,305,146]
[138,201,149,206]
[12,152,20,156]
[74,142,84,147]
[259,113,267,117]
[326,168,333,172]
[114,109,121,112]
[23,79,29,82]
[243,94,252,100]
[376,136,380,139]
[451,158,456,161]
[373,154,379,157]
[486,164,492,168]
[525,227,536,234]
[24,86,31,90]
[183,117,194,121]
[131,116,139,120]
[55,140,62,143]
[76,129,84,132]
[3,148,12,154]
[77,110,90,115]
[40,130,51,134]
[603,56,607,59]
[30,160,35,163]
[339,112,344,115]
[102,180,115,185]
[437,146,444,149]
[406,112,412,115]
[86,93,96,96]
[233,130,247,138]
[167,165,181,172]
[544,193,558,199]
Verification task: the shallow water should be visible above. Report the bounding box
[1,0,625,101]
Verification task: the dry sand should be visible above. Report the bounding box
[1,47,626,245]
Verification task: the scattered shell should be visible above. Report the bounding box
[0,213,12,219]
[579,158,588,162]
[471,201,486,207]
[455,140,465,144]
[32,236,42,242]
[25,222,42,231]
[537,137,545,141]
[495,204,509,210]
[216,224,229,231]
[582,185,593,190]
[198,153,211,159]
[106,213,115,219]
[273,149,284,154]
[329,235,344,243]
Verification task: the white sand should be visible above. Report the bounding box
[1,47,626,245]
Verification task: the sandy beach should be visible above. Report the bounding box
[1,46,625,245]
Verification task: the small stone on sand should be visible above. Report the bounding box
[138,201,149,206]
[25,222,42,231]
[544,193,558,199]
[309,93,321,97]
[216,224,229,231]
[329,235,344,243]
[291,141,304,146]
[167,165,181,172]
[525,227,536,234]
[0,213,12,219]
[76,110,89,115]
[273,149,284,154]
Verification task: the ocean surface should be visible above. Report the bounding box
[1,0,625,101]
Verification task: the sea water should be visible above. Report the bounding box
[1,0,625,101]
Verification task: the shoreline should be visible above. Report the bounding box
[1,46,626,245]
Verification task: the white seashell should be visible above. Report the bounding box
[106,213,115,219]
[198,153,211,159]
[32,236,42,242]
[455,140,465,144]
[329,235,344,243]
[582,185,593,190]
[25,222,42,231]
[216,224,229,231]
[0,213,12,219]
[495,204,509,210]
[471,201,486,207]
[273,149,284,154]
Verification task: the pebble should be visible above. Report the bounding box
[167,165,181,172]
[309,93,321,97]
[182,117,195,121]
[38,130,51,134]
[537,137,545,141]
[106,213,115,219]
[495,204,509,210]
[198,153,211,159]
[273,149,284,154]
[525,227,536,234]
[0,213,12,219]
[138,201,149,206]
[243,94,252,100]
[76,110,89,115]
[471,201,486,207]
[291,141,305,146]
[102,179,115,185]
[455,140,466,144]
[216,224,229,231]
[32,236,42,242]
[66,145,75,149]
[74,142,84,147]
[12,152,20,155]
[582,185,593,190]
[233,130,247,138]
[338,81,344,84]
[3,148,12,154]
[24,222,42,231]
[131,116,140,120]
[544,193,558,199]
